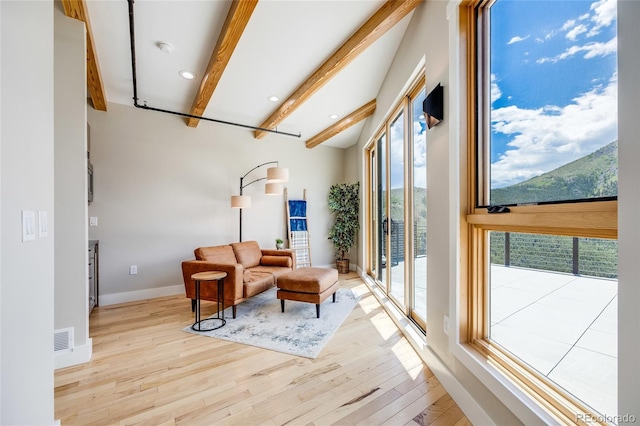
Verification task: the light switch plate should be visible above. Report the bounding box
[38,211,48,238]
[89,216,98,227]
[22,210,36,242]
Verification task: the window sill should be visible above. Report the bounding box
[451,340,569,425]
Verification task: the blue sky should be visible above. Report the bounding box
[490,0,617,188]
[389,90,427,190]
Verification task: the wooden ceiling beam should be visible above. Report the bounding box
[61,0,108,111]
[254,0,422,139]
[186,0,259,127]
[306,100,376,149]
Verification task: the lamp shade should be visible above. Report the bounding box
[264,183,284,195]
[231,195,251,208]
[266,166,289,183]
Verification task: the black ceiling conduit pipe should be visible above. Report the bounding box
[126,0,301,138]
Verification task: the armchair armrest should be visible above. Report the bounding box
[181,260,243,302]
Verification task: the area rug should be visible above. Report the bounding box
[183,287,359,358]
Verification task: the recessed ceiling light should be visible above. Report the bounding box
[268,95,279,102]
[329,114,339,120]
[157,42,174,54]
[179,70,196,80]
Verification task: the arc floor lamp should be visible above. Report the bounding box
[230,161,289,242]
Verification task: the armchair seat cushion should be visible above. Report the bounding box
[250,265,292,279]
[243,271,274,298]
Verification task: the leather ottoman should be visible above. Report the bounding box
[277,267,339,318]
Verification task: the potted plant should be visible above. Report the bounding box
[275,238,284,250]
[328,182,360,273]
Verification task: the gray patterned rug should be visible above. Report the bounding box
[183,286,359,358]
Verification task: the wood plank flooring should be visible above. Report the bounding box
[54,272,470,425]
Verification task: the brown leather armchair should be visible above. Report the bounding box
[181,240,295,318]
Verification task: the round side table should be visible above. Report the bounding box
[191,271,227,331]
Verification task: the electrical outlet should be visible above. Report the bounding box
[443,315,449,336]
[129,265,137,275]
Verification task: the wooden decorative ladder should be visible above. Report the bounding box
[285,188,311,268]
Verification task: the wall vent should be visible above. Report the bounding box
[54,327,74,353]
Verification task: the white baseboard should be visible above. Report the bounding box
[422,346,494,425]
[356,267,493,425]
[313,263,356,271]
[99,284,184,306]
[54,338,93,370]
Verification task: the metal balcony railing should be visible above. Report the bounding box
[381,224,616,279]
[490,232,618,279]
[381,219,426,264]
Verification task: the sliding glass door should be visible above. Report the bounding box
[369,135,387,288]
[388,109,406,309]
[366,74,426,331]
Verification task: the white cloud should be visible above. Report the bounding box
[490,73,617,188]
[536,37,616,64]
[540,0,615,44]
[588,0,616,36]
[566,24,588,41]
[508,35,529,45]
[389,118,406,189]
[491,74,502,104]
[413,121,427,188]
[583,37,617,58]
[562,19,577,31]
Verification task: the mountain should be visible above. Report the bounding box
[491,140,618,205]
[387,187,427,223]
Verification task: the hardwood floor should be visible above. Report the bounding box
[55,272,470,425]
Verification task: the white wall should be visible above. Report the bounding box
[344,143,361,266]
[88,103,345,304]
[54,6,91,368]
[617,0,640,419]
[0,1,55,424]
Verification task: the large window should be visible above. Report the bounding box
[480,0,618,208]
[466,0,618,422]
[366,73,427,330]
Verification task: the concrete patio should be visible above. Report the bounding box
[385,261,617,418]
[490,265,617,418]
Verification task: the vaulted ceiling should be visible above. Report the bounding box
[63,0,422,148]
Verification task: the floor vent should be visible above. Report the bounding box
[54,328,73,353]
